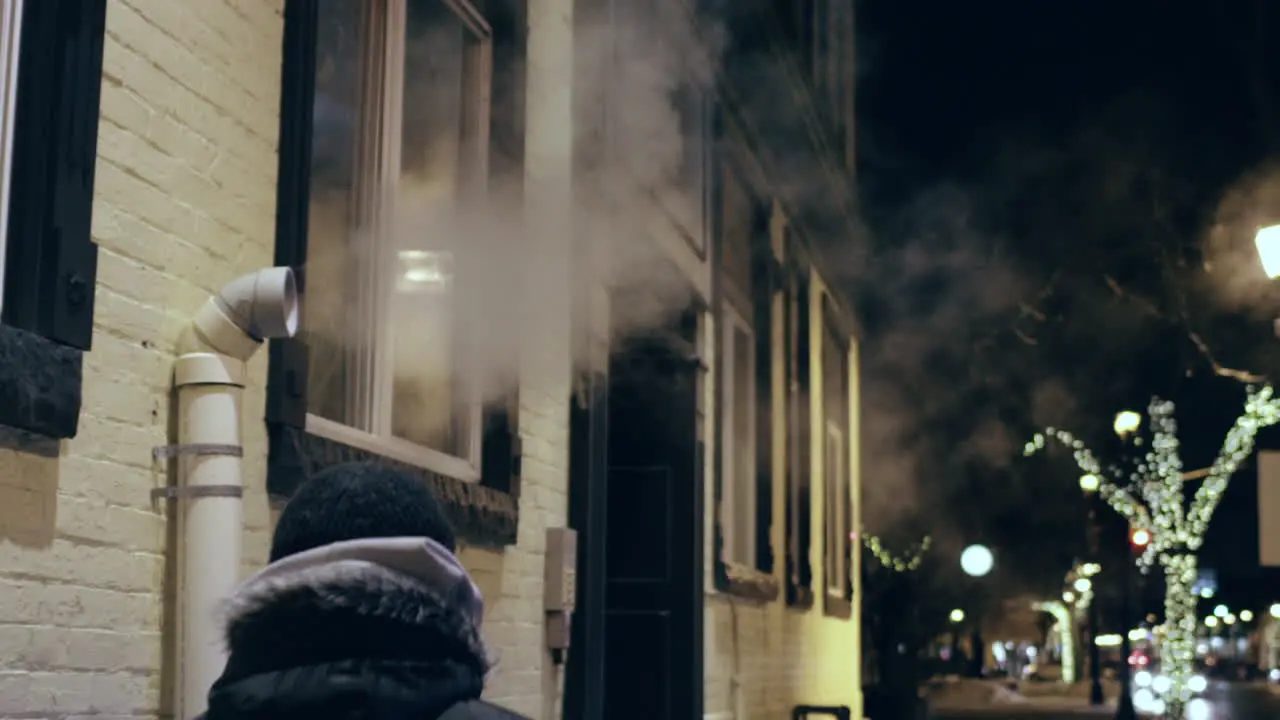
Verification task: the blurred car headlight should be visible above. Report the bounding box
[1152,674,1172,694]
[1186,674,1207,694]
[1270,668,1280,683]
[1134,670,1152,687]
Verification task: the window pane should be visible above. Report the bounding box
[305,0,366,426]
[390,0,469,456]
[304,0,481,463]
[825,426,844,590]
[732,325,753,564]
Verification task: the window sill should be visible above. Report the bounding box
[0,324,83,440]
[715,560,780,603]
[267,422,518,548]
[305,413,480,483]
[823,591,853,620]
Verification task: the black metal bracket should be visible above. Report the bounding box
[150,485,245,502]
[150,442,247,504]
[152,443,244,461]
[792,705,851,720]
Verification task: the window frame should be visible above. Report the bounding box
[299,0,490,481]
[824,420,846,595]
[821,291,854,619]
[711,150,779,601]
[0,0,106,441]
[267,0,526,548]
[719,303,756,569]
[0,0,22,307]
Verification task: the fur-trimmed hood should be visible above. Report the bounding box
[204,537,493,720]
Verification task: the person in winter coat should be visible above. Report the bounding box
[201,461,531,720]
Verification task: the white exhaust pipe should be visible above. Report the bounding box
[171,267,298,719]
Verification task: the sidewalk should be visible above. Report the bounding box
[926,678,1131,716]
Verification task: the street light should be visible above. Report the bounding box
[1255,224,1280,279]
[950,608,966,624]
[1113,410,1141,438]
[1271,603,1280,619]
[1205,616,1219,628]
[1241,610,1255,623]
[1064,591,1076,603]
[961,544,994,578]
[1079,473,1101,493]
[960,545,994,679]
[1215,604,1230,618]
[1074,577,1092,593]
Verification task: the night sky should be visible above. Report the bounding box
[854,0,1280,613]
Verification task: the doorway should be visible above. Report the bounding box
[603,304,704,720]
[565,293,706,720]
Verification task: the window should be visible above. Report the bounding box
[824,422,845,594]
[822,296,852,618]
[720,307,755,568]
[714,162,777,600]
[268,0,525,547]
[0,0,106,440]
[302,0,492,479]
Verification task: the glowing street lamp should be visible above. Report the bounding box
[960,544,995,577]
[1271,603,1280,619]
[1241,609,1255,623]
[1064,591,1076,603]
[1225,613,1237,626]
[1205,616,1219,628]
[1214,604,1230,618]
[1255,224,1280,279]
[1073,577,1092,593]
[1113,410,1141,438]
[1079,473,1100,493]
[950,608,966,624]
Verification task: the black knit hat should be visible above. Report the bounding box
[270,461,457,562]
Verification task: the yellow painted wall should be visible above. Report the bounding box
[702,205,862,720]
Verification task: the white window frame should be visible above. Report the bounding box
[304,0,491,482]
[720,304,757,569]
[0,0,24,314]
[825,420,847,597]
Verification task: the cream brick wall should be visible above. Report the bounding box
[0,1,574,719]
[0,1,282,717]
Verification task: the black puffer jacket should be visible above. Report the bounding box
[202,538,530,720]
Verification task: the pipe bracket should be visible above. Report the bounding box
[151,485,245,502]
[152,443,244,461]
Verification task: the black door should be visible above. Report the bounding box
[602,308,704,720]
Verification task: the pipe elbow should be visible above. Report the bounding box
[184,267,300,361]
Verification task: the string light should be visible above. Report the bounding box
[863,532,932,572]
[1023,384,1280,717]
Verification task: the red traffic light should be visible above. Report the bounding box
[1131,528,1151,548]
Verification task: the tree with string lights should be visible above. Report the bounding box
[1022,385,1280,715]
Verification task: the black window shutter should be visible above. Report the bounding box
[2,0,106,351]
[266,0,319,429]
[751,207,777,574]
[481,402,522,495]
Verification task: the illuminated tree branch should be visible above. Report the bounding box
[1186,385,1280,547]
[1023,385,1280,715]
[863,532,932,573]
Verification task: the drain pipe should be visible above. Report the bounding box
[163,267,299,720]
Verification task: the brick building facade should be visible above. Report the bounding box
[0,1,863,718]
